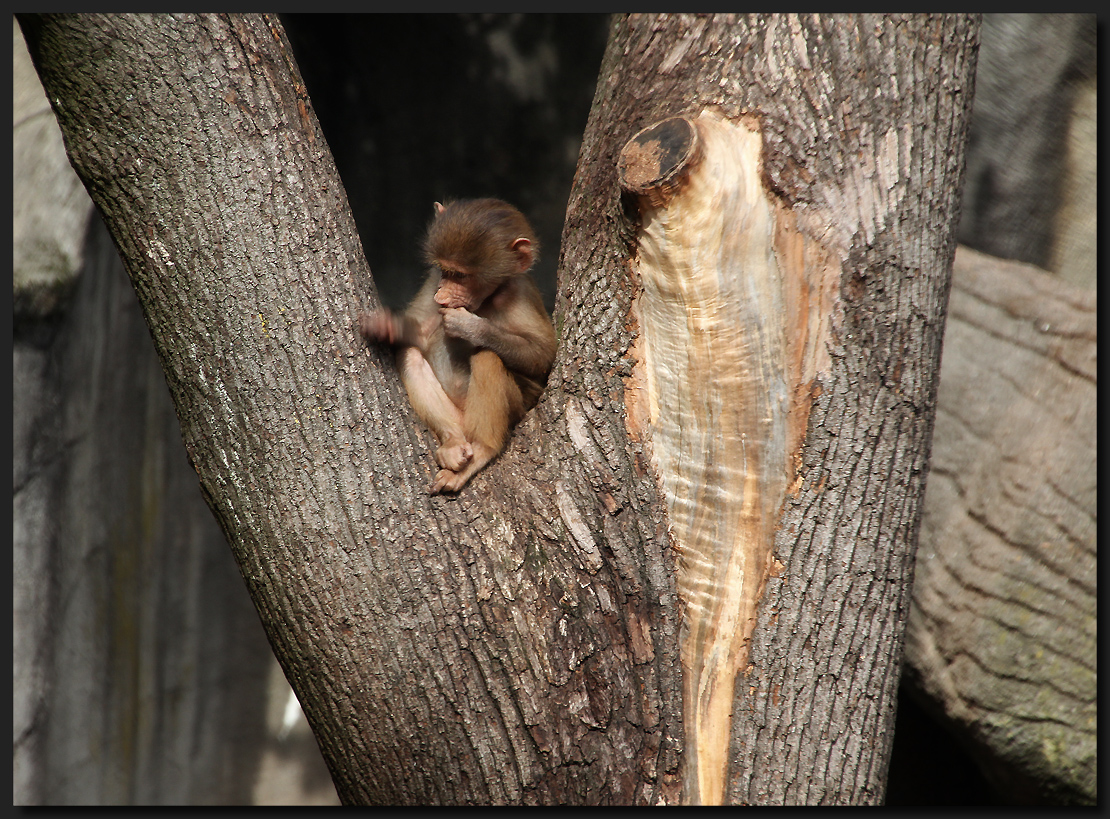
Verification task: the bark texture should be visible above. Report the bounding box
[560,14,979,804]
[23,12,979,805]
[905,246,1096,804]
[20,13,685,805]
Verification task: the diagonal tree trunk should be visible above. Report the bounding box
[20,12,979,804]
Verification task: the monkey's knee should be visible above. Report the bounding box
[465,351,525,447]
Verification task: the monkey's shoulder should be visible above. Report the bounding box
[483,276,546,317]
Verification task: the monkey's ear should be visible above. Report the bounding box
[511,237,534,272]
[434,202,446,216]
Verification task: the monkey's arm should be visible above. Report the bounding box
[359,278,441,350]
[439,277,555,377]
[441,305,555,378]
[358,308,428,348]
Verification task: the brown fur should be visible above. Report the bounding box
[424,198,539,278]
[360,199,556,493]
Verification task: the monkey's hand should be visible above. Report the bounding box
[440,307,488,345]
[358,309,394,343]
[359,309,415,346]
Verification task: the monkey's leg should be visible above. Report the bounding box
[395,346,473,471]
[432,350,525,494]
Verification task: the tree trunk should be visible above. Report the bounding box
[562,14,979,804]
[20,13,979,805]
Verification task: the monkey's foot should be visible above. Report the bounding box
[435,440,473,471]
[429,444,496,494]
[430,468,465,494]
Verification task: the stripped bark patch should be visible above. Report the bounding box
[620,111,837,804]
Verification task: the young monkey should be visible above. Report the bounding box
[359,198,556,494]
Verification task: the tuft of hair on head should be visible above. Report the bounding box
[424,198,538,275]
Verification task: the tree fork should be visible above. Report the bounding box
[21,12,981,805]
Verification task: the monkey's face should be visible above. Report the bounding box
[434,268,501,312]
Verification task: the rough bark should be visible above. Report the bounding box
[19,12,684,805]
[14,23,278,802]
[561,14,978,804]
[905,246,1096,804]
[22,12,979,805]
[14,20,342,805]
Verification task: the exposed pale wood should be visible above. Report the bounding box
[622,112,789,804]
[567,14,979,805]
[620,111,843,805]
